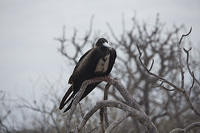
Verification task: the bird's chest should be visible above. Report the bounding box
[95,54,110,73]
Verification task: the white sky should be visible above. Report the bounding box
[0,0,200,105]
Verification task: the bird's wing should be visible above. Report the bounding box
[105,48,117,74]
[61,48,116,112]
[68,49,92,84]
[68,48,104,84]
[74,49,92,70]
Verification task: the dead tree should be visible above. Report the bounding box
[58,26,200,133]
[13,15,200,133]
[55,15,200,133]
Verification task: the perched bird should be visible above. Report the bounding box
[59,38,116,112]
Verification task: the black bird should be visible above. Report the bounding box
[59,38,116,112]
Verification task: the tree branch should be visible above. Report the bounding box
[105,112,130,133]
[68,76,158,133]
[100,83,111,132]
[169,122,200,133]
[76,100,157,133]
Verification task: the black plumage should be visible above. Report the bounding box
[59,38,116,112]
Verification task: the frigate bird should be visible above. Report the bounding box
[59,38,116,112]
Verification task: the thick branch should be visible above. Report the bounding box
[65,78,98,132]
[76,100,157,133]
[104,83,111,127]
[105,112,130,133]
[100,83,111,132]
[70,76,158,133]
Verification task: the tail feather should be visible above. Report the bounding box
[64,92,75,106]
[59,86,73,110]
[60,82,101,112]
[64,100,73,112]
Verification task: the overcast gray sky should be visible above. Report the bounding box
[0,0,200,104]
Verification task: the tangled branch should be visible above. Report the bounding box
[65,76,158,133]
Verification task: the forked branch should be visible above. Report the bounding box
[65,76,158,133]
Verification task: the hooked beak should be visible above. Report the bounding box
[103,42,113,49]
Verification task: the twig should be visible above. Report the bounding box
[153,82,176,91]
[178,27,192,90]
[169,122,200,133]
[183,92,200,116]
[183,48,200,87]
[188,72,195,97]
[136,45,184,92]
[55,16,94,65]
[178,28,200,117]
[178,27,192,45]
[0,120,10,133]
[136,28,200,117]
[18,104,61,133]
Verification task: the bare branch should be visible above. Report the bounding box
[149,59,154,71]
[188,72,195,97]
[169,122,200,133]
[104,83,111,127]
[136,27,200,117]
[76,100,157,133]
[179,27,192,45]
[105,112,130,133]
[53,16,200,133]
[153,82,176,91]
[177,28,200,117]
[136,44,183,92]
[100,83,111,132]
[65,78,102,133]
[183,91,200,116]
[66,76,158,133]
[183,48,200,87]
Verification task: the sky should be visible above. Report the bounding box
[0,0,200,115]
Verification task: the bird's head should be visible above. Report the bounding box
[95,38,111,48]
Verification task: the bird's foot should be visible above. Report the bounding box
[89,76,117,83]
[104,75,120,83]
[89,77,104,83]
[89,76,110,83]
[103,75,112,82]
